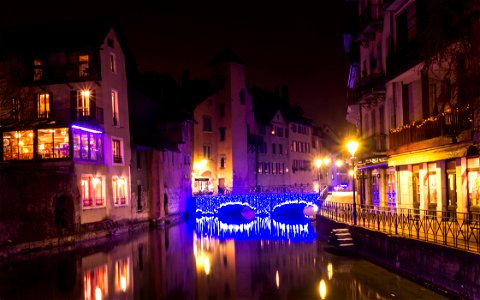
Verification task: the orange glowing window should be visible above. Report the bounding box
[84,264,108,300]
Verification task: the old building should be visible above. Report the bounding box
[0,19,136,242]
[347,0,480,218]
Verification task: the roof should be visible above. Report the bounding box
[208,48,246,66]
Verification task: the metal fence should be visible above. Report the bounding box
[319,201,480,253]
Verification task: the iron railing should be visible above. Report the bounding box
[319,201,480,253]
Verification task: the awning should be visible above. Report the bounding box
[388,143,470,167]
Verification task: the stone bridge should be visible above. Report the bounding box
[195,192,319,215]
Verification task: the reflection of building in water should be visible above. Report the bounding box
[194,234,237,299]
[82,250,134,300]
[196,216,316,241]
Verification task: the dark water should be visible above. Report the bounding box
[0,215,450,299]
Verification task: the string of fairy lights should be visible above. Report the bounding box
[195,193,319,215]
[389,104,472,133]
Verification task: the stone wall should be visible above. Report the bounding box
[317,215,480,299]
[0,162,80,245]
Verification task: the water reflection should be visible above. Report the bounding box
[195,215,316,241]
[0,217,448,300]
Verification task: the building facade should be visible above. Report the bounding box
[347,0,480,218]
[0,20,136,242]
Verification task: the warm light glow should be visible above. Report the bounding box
[92,178,100,186]
[327,262,333,280]
[349,170,354,177]
[346,140,359,157]
[313,182,320,193]
[118,178,125,186]
[39,144,45,151]
[276,270,280,288]
[95,287,102,300]
[81,90,91,97]
[193,159,207,170]
[204,257,211,275]
[120,276,127,292]
[18,141,24,146]
[319,280,327,299]
[335,160,343,167]
[323,157,331,165]
[315,159,322,168]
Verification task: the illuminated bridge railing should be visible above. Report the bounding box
[195,192,319,215]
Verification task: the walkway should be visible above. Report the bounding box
[319,201,480,254]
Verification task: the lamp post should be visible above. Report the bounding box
[346,140,359,225]
[315,159,322,190]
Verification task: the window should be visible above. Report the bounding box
[272,143,276,154]
[220,156,226,169]
[72,89,95,119]
[112,90,119,126]
[112,138,123,164]
[203,116,212,132]
[81,175,104,208]
[276,127,283,137]
[412,164,420,207]
[79,55,89,77]
[107,38,114,48]
[33,59,43,81]
[112,176,127,206]
[219,127,226,141]
[285,129,289,138]
[3,130,34,160]
[427,163,437,206]
[387,168,396,207]
[219,103,225,117]
[37,93,51,119]
[37,128,69,159]
[203,145,211,159]
[72,127,103,162]
[109,53,116,73]
[83,264,108,300]
[467,157,480,207]
[279,144,283,155]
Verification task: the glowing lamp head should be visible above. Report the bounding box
[315,159,322,168]
[335,160,343,167]
[81,90,90,97]
[323,157,331,165]
[346,140,359,157]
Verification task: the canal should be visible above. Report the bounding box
[0,214,451,299]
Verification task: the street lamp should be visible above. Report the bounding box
[346,140,359,225]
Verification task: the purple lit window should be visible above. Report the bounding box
[72,127,103,162]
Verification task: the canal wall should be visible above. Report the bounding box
[316,215,480,299]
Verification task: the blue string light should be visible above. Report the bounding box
[195,193,319,215]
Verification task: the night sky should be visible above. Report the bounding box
[0,1,356,135]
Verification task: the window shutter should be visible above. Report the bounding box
[70,90,77,120]
[90,89,96,120]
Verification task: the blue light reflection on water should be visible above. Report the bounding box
[195,215,317,242]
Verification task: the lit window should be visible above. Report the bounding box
[83,264,108,300]
[37,93,51,119]
[112,176,128,206]
[220,156,226,169]
[112,90,119,126]
[2,130,34,161]
[72,89,95,119]
[81,175,104,208]
[110,53,116,73]
[203,145,211,159]
[72,126,103,162]
[112,138,123,164]
[37,128,69,159]
[79,55,89,77]
[33,59,43,81]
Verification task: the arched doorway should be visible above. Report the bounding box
[55,195,74,234]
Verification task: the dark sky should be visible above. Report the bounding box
[0,1,356,135]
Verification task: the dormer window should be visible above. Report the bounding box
[109,53,116,73]
[79,55,89,77]
[33,59,43,81]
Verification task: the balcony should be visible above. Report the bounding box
[386,40,420,79]
[71,107,104,125]
[389,107,473,150]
